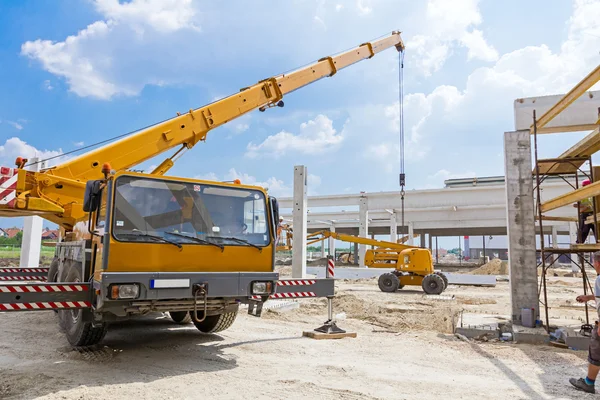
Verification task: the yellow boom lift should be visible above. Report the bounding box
[307,231,448,295]
[0,32,405,346]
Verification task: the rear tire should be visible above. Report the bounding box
[58,261,107,347]
[47,258,60,282]
[434,272,448,289]
[422,273,445,295]
[193,310,238,334]
[378,273,400,292]
[169,311,192,324]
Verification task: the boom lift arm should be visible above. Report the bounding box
[1,31,404,230]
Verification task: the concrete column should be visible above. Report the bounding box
[292,165,307,278]
[328,225,336,257]
[390,212,397,243]
[320,242,325,258]
[353,242,358,265]
[551,226,559,265]
[428,234,433,251]
[20,158,45,268]
[569,222,579,272]
[504,130,539,324]
[358,196,368,268]
[407,222,414,246]
[420,233,426,248]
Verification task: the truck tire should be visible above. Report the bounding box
[58,261,108,347]
[422,273,444,295]
[434,272,448,289]
[47,258,60,282]
[378,273,400,292]
[193,311,238,334]
[169,311,192,324]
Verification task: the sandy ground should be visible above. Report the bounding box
[0,276,595,400]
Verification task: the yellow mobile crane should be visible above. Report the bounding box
[0,32,405,346]
[306,231,448,295]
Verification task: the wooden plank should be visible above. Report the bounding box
[302,331,357,340]
[536,123,599,134]
[540,180,600,212]
[535,216,578,222]
[532,64,600,131]
[571,243,600,251]
[535,127,600,175]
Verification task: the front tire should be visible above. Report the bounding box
[422,273,445,295]
[193,311,238,334]
[58,261,107,347]
[378,273,400,292]
[169,311,192,324]
[434,272,448,289]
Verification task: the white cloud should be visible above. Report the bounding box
[6,121,23,131]
[356,0,372,16]
[195,168,322,197]
[73,141,84,147]
[94,0,199,33]
[0,137,64,167]
[335,4,343,11]
[43,80,53,90]
[408,0,498,75]
[246,115,343,158]
[233,123,249,134]
[20,0,200,100]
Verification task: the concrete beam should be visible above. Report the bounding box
[526,67,600,132]
[504,130,539,324]
[292,166,307,278]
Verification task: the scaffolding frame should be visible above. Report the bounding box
[532,112,599,332]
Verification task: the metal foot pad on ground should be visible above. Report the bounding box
[303,319,357,340]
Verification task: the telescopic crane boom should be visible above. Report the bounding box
[0,32,404,229]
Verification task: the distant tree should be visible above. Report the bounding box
[14,231,23,246]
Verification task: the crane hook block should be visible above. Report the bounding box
[399,173,406,187]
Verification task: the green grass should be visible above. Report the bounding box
[0,247,55,260]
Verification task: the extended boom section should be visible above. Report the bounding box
[0,32,404,230]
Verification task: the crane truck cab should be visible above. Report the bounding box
[49,171,280,346]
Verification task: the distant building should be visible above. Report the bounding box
[3,227,22,239]
[41,228,59,241]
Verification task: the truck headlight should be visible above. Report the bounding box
[109,284,140,299]
[251,281,273,295]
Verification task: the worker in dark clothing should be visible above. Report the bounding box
[570,251,600,393]
[575,179,595,244]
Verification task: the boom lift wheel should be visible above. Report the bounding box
[378,273,400,292]
[434,272,448,290]
[58,261,108,347]
[421,273,445,295]
[169,311,192,324]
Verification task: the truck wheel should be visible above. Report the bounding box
[169,311,192,324]
[47,258,60,282]
[193,311,238,334]
[59,261,108,347]
[422,273,444,295]
[378,273,400,292]
[434,272,448,289]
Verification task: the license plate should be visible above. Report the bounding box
[150,279,190,289]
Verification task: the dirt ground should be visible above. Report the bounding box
[0,275,595,399]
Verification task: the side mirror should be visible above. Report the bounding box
[83,180,103,212]
[269,196,280,238]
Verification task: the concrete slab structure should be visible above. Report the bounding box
[504,130,539,324]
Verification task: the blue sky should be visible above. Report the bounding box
[0,0,599,231]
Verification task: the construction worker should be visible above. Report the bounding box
[570,251,600,393]
[575,179,595,244]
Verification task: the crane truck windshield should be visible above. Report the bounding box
[112,176,270,248]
